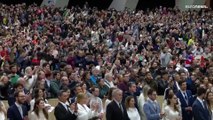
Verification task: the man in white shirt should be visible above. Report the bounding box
[24,66,36,92]
[104,73,115,88]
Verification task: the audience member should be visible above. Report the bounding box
[176,80,194,120]
[54,90,78,120]
[192,87,210,120]
[29,98,49,120]
[0,100,6,120]
[206,90,213,119]
[163,93,182,120]
[7,91,28,120]
[106,88,130,120]
[143,89,165,120]
[76,93,100,120]
[125,96,140,120]
[89,87,104,118]
[104,87,116,112]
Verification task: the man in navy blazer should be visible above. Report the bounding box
[7,91,28,120]
[143,89,165,120]
[176,80,194,120]
[192,87,210,120]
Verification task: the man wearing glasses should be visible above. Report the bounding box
[143,89,165,120]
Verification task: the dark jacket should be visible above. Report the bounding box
[54,102,77,120]
[7,104,28,120]
[192,99,210,120]
[106,100,130,120]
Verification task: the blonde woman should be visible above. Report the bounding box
[0,100,6,120]
[138,84,150,120]
[76,93,100,120]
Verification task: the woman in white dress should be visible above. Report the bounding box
[76,93,100,120]
[163,93,182,120]
[0,101,6,120]
[206,90,213,119]
[29,98,48,120]
[125,96,140,120]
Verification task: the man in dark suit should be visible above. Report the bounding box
[54,90,78,120]
[106,88,130,120]
[7,91,28,120]
[176,80,194,120]
[192,87,210,120]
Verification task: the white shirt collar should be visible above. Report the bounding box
[147,98,157,104]
[113,99,121,106]
[59,101,68,109]
[15,102,22,108]
[197,97,204,104]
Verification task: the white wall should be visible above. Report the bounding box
[176,0,207,11]
[55,0,70,8]
[109,0,127,11]
[109,0,139,11]
[41,0,56,6]
[125,0,139,11]
[41,0,69,8]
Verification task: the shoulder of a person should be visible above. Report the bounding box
[55,103,62,108]
[164,105,170,110]
[144,101,150,106]
[109,100,116,105]
[30,111,36,115]
[186,90,192,94]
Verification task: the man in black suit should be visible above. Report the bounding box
[54,90,78,120]
[7,91,28,120]
[106,88,130,120]
[192,87,210,120]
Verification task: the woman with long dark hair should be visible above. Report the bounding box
[104,87,116,111]
[163,93,182,120]
[206,90,213,119]
[125,96,140,120]
[29,98,49,120]
[30,88,48,111]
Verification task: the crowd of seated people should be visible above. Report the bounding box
[0,2,212,120]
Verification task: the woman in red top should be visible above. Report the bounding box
[0,46,10,62]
